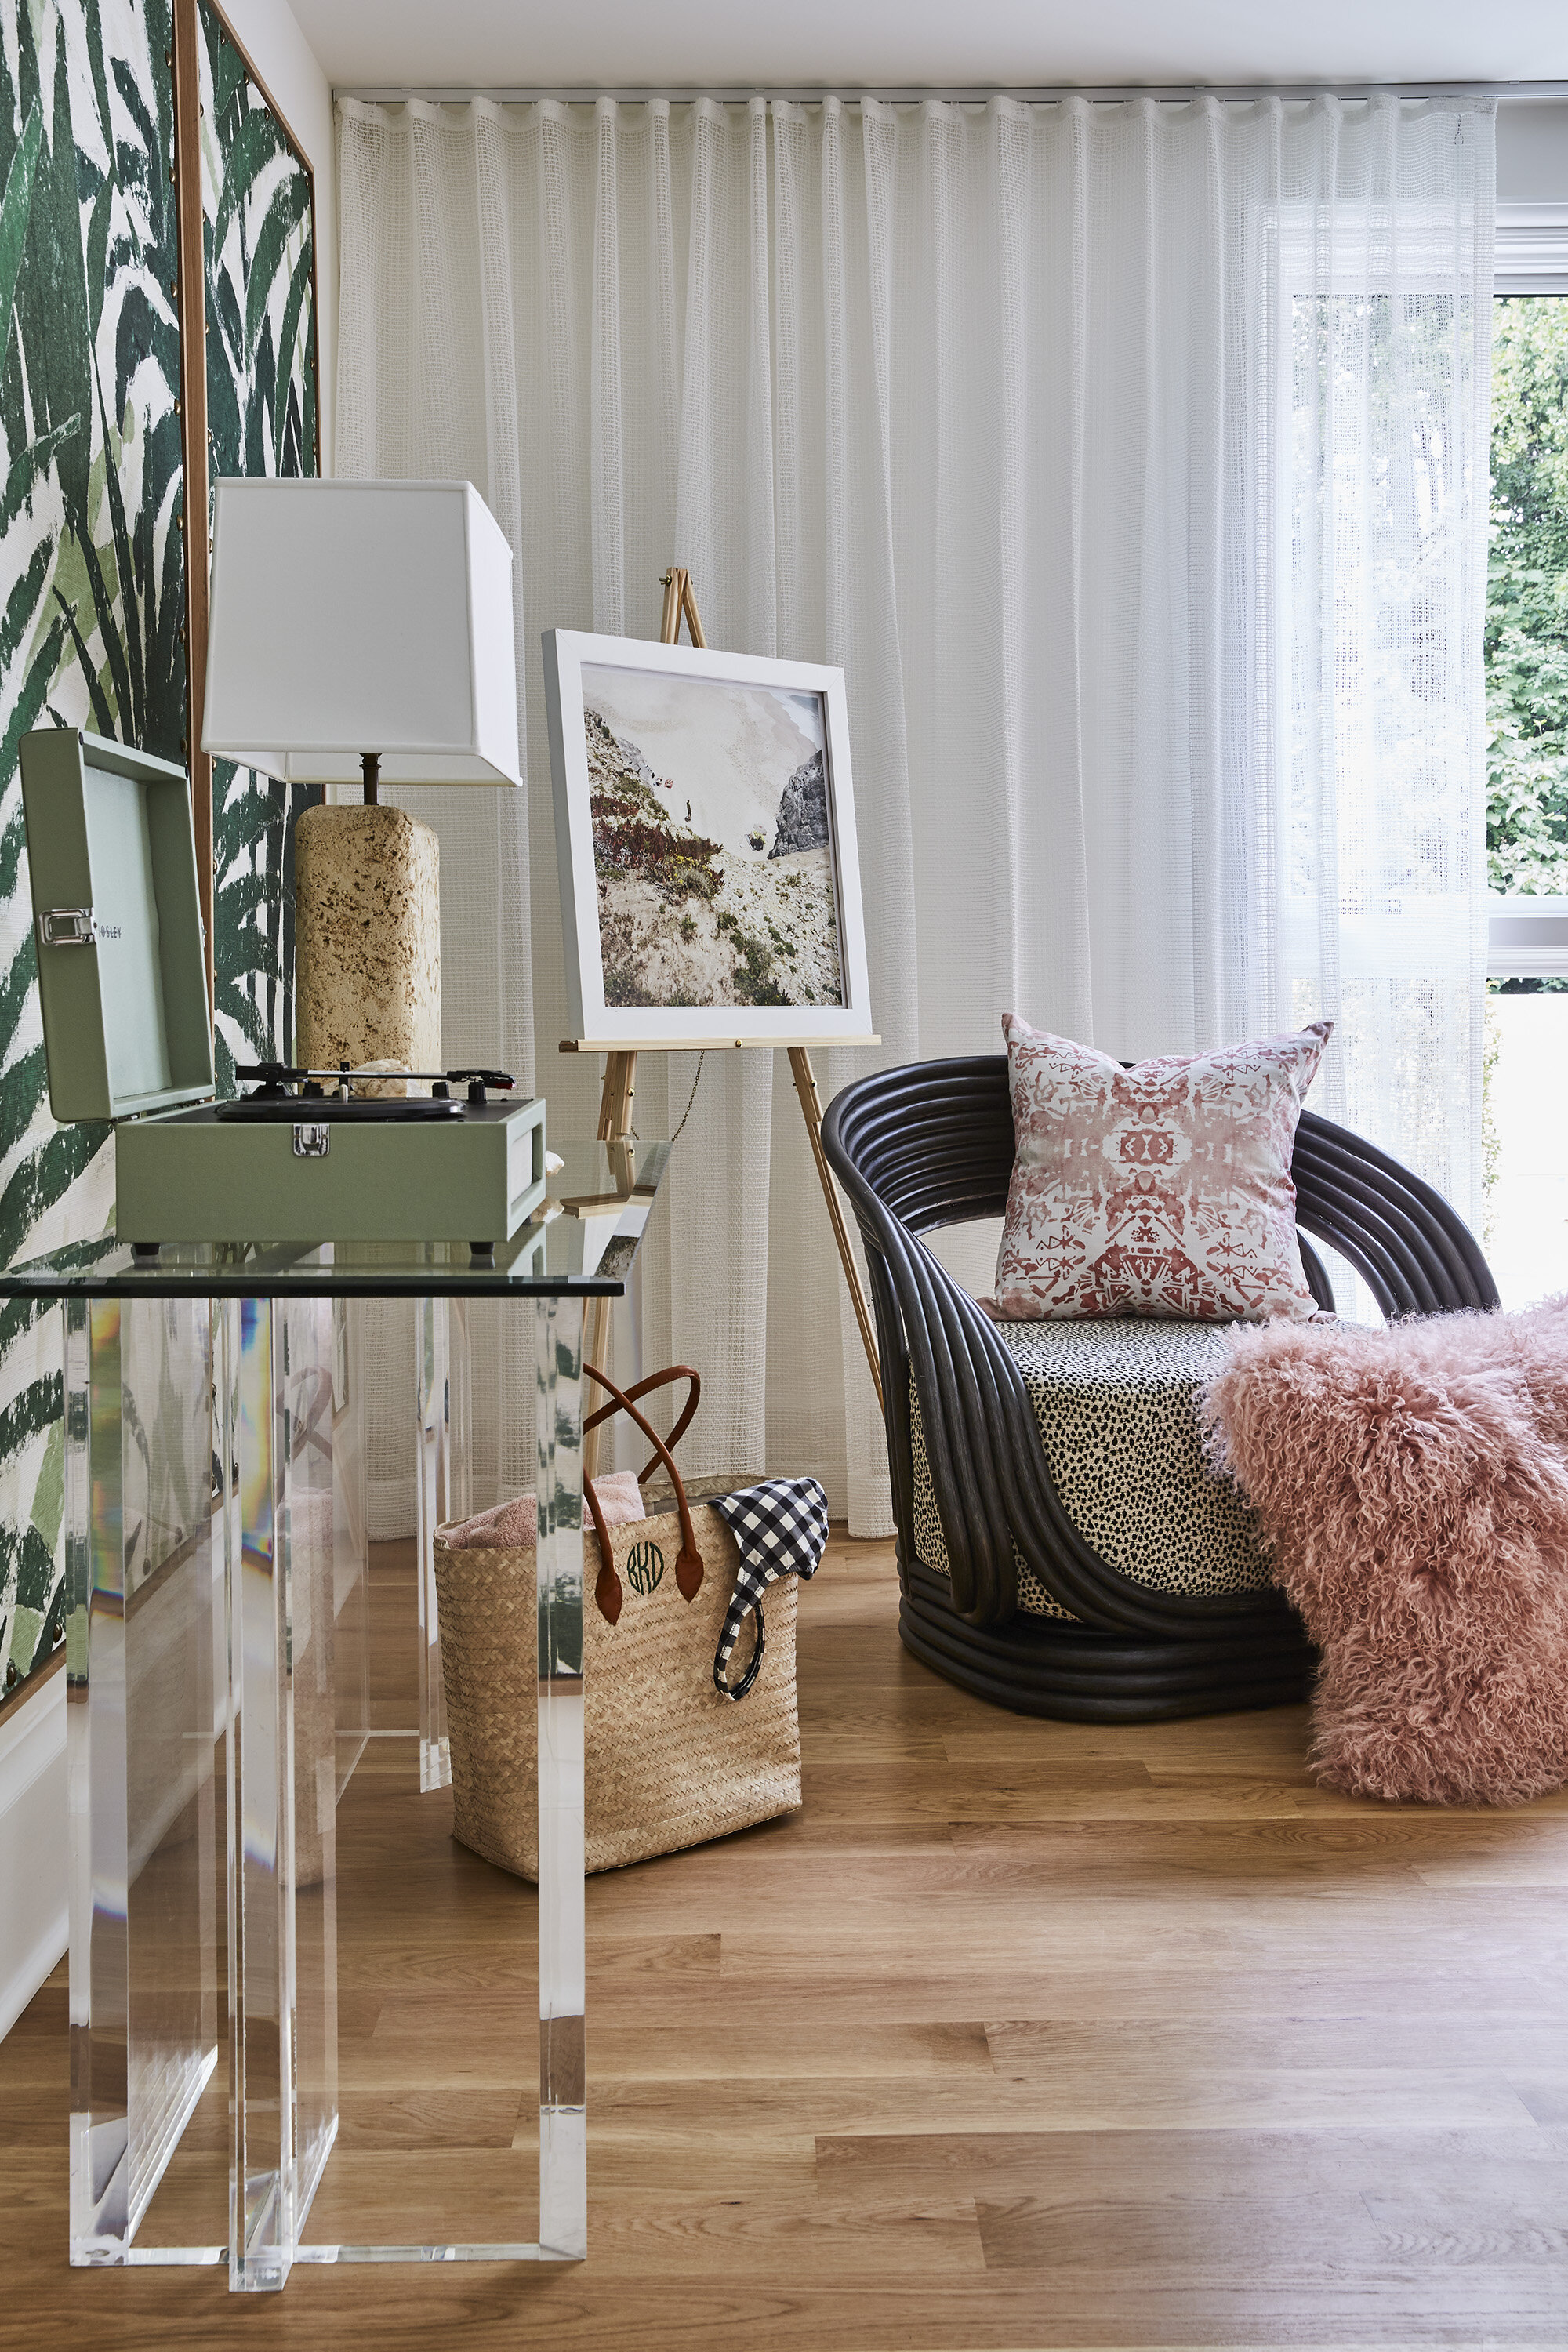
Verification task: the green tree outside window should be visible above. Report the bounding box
[1487,296,1568,896]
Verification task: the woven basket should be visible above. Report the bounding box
[434,1450,803,1878]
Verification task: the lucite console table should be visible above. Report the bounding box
[0,1136,670,2290]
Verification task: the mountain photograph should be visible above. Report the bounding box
[580,663,845,1010]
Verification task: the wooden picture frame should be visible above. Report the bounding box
[171,0,321,1019]
[543,629,876,1049]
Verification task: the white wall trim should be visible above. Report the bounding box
[1496,202,1568,293]
[1488,897,1568,979]
[0,1661,67,2043]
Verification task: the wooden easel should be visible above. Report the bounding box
[575,569,883,1475]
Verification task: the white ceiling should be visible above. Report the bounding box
[297,0,1568,94]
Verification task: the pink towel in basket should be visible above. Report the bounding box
[439,1468,646,1551]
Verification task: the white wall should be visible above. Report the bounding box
[0,1666,65,2043]
[222,0,336,470]
[1487,996,1568,1313]
[1497,100,1568,206]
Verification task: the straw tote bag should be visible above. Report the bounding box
[432,1363,804,1878]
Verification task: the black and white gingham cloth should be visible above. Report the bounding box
[710,1478,829,1700]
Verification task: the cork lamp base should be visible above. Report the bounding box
[293,803,441,1080]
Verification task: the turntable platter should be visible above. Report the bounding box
[215,1096,463,1123]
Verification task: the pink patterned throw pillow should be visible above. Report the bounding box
[994,1014,1332,1322]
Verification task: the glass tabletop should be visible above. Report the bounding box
[0,1136,670,1298]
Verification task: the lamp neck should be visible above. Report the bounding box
[361,752,379,807]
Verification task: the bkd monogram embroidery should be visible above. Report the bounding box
[625,1540,665,1597]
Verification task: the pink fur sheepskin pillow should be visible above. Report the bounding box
[1200,1301,1568,1806]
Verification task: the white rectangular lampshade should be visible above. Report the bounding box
[201,478,521,787]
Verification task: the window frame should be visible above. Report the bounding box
[1486,209,1568,981]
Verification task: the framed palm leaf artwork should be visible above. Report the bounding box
[0,0,320,1704]
[0,0,184,1697]
[187,0,321,1094]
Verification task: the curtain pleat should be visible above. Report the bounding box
[336,92,1495,1534]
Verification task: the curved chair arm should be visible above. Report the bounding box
[823,1055,1497,1635]
[1293,1110,1498,1317]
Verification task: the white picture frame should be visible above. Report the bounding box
[542,629,876,1046]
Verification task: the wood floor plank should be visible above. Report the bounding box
[572,2187,990,2275]
[983,2013,1568,2074]
[582,1962,1568,2030]
[583,2067,1538,2136]
[3,1533,1566,2347]
[1360,2187,1568,2265]
[1510,2078,1568,2124]
[587,2018,995,2079]
[811,2121,1568,2193]
[973,2186,1391,2272]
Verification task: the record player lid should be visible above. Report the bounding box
[20,728,216,1124]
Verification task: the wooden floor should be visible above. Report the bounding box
[4,1531,1568,2347]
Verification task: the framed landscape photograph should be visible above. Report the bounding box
[543,631,875,1044]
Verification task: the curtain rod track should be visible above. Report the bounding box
[334,80,1568,107]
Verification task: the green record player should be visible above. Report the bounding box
[19,727,546,1251]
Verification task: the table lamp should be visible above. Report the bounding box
[201,478,521,1080]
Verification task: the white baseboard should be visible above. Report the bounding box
[0,1661,68,2043]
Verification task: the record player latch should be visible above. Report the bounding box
[37,906,98,949]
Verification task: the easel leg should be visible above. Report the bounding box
[586,1049,638,1480]
[597,1051,637,1145]
[788,1047,884,1419]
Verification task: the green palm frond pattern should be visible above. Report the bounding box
[199,1,318,1098]
[0,0,183,1698]
[0,4,319,1699]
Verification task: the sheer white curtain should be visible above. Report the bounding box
[335,92,1495,1532]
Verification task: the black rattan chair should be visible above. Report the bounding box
[822,1055,1499,1722]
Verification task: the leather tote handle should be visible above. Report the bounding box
[584,1363,701,1475]
[581,1362,704,1624]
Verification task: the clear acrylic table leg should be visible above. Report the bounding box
[331,1299,370,1798]
[294,1287,587,2270]
[415,1296,451,1792]
[227,1298,338,2292]
[67,1282,588,2285]
[535,1292,587,2259]
[67,1298,220,2267]
[297,1288,587,2269]
[445,1296,474,1534]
